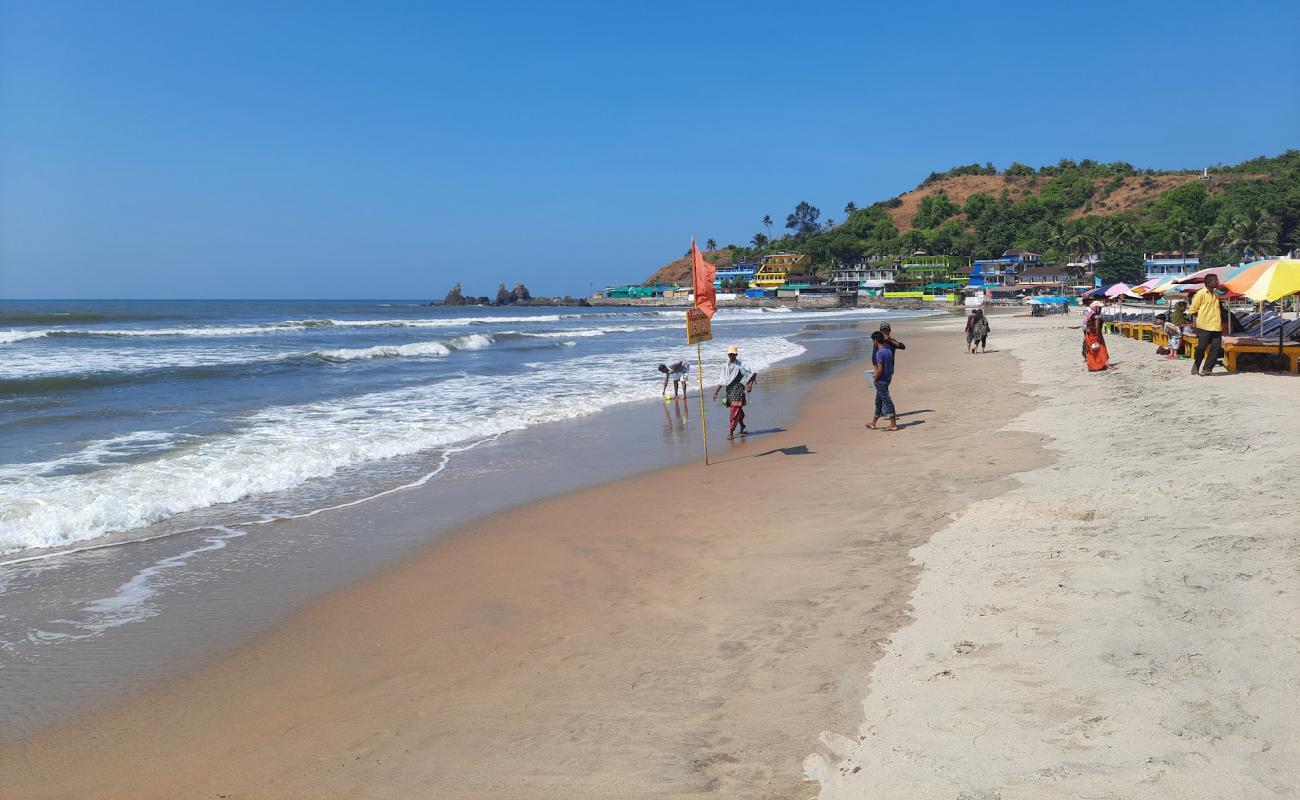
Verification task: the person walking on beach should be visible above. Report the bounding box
[712,345,756,440]
[1188,274,1227,376]
[658,360,690,399]
[874,322,906,355]
[866,331,898,430]
[1083,301,1110,371]
[965,309,990,354]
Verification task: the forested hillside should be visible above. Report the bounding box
[649,151,1300,285]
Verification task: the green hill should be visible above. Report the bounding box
[647,151,1300,285]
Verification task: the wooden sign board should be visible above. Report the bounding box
[686,308,712,344]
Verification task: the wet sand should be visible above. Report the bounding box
[2,321,1050,799]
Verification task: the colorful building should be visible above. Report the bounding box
[714,263,758,289]
[968,249,1042,290]
[752,252,812,289]
[892,255,971,289]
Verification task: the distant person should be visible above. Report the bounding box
[658,360,690,399]
[1083,301,1110,371]
[866,331,898,431]
[712,345,757,440]
[1188,274,1227,376]
[965,309,990,354]
[874,322,906,355]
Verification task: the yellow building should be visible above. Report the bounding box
[752,252,811,289]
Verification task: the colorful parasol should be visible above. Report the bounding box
[1223,258,1300,302]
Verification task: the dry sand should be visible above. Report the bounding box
[809,315,1300,798]
[1,322,1051,799]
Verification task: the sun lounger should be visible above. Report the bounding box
[1220,339,1300,374]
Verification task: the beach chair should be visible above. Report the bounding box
[1220,339,1300,374]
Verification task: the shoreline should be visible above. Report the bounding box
[2,319,1051,798]
[0,318,897,740]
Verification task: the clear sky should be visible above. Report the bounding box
[2,0,1297,299]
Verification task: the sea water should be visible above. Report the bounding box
[0,299,913,734]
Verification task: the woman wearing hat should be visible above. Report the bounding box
[712,345,757,440]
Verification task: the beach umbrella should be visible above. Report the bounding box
[1177,265,1239,285]
[1103,282,1131,298]
[1148,276,1185,295]
[1221,258,1300,357]
[1223,258,1300,301]
[1131,278,1162,295]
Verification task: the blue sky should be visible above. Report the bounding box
[2,0,1297,299]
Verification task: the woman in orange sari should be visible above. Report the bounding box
[1083,301,1109,371]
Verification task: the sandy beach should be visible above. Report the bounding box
[810,315,1300,798]
[5,313,1298,799]
[1,319,1049,799]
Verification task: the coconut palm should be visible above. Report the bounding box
[844,201,857,216]
[762,214,773,240]
[751,233,769,248]
[1047,223,1073,261]
[705,238,717,251]
[1169,219,1197,258]
[1226,209,1279,259]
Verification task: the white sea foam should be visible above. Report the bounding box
[309,333,494,362]
[0,330,49,344]
[4,315,579,341]
[0,431,186,481]
[0,336,804,553]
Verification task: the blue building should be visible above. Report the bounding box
[715,263,758,289]
[968,249,1042,290]
[1143,253,1200,281]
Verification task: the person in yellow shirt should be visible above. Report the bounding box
[1187,274,1226,376]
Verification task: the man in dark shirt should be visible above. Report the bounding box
[873,322,906,355]
[867,331,898,431]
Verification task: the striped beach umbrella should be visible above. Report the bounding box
[1223,258,1300,302]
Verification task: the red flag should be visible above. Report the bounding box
[691,238,717,317]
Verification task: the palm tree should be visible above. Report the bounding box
[1099,219,1136,252]
[762,214,773,240]
[1047,222,1072,261]
[1226,209,1279,260]
[705,238,717,251]
[844,201,857,216]
[751,233,769,248]
[1168,219,1196,258]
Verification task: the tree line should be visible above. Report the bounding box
[723,151,1300,284]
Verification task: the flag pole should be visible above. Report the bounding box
[689,236,710,467]
[696,337,709,466]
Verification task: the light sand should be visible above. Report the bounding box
[1,322,1051,799]
[809,315,1300,798]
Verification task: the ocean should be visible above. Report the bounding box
[0,298,918,735]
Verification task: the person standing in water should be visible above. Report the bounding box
[712,345,757,440]
[658,360,690,399]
